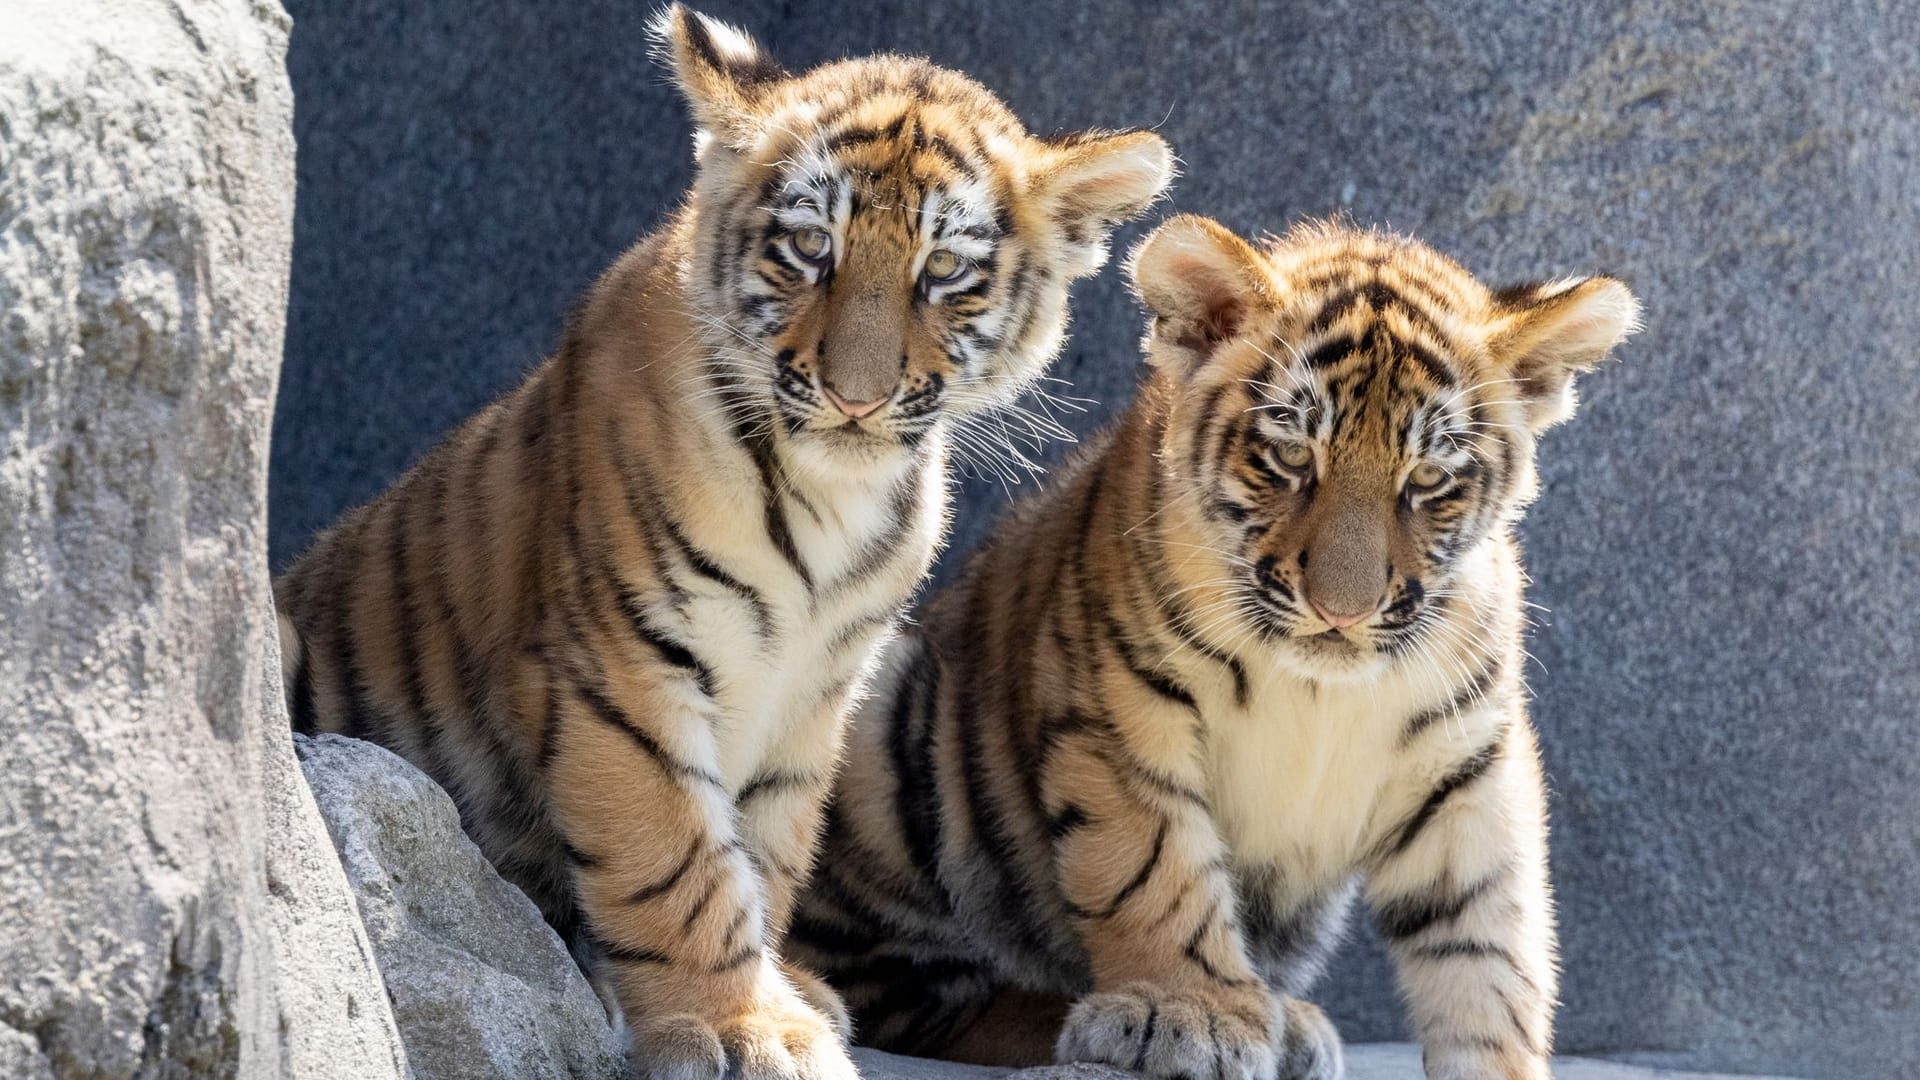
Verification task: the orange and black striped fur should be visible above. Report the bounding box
[273,9,1172,1079]
[790,216,1641,1080]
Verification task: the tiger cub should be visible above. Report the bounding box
[790,215,1641,1080]
[273,8,1172,1079]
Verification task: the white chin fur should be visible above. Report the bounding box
[1270,636,1395,683]
[782,428,916,484]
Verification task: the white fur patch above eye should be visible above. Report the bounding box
[1411,399,1485,468]
[918,186,998,246]
[1247,377,1321,440]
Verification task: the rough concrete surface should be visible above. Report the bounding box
[266,2,1919,1078]
[296,734,627,1080]
[0,2,406,1077]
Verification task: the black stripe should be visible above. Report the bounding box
[1048,804,1089,842]
[1386,736,1504,858]
[612,431,775,634]
[717,905,751,956]
[1187,382,1232,481]
[1133,1004,1158,1071]
[537,670,563,771]
[708,940,761,974]
[288,634,317,735]
[1100,609,1199,713]
[1411,938,1515,964]
[826,113,907,153]
[1401,660,1502,745]
[789,911,883,956]
[1132,456,1251,707]
[890,644,949,895]
[613,585,718,698]
[596,938,673,967]
[628,836,703,904]
[829,474,923,595]
[1182,896,1257,987]
[1375,867,1503,941]
[681,885,715,932]
[736,768,818,805]
[826,607,896,660]
[1301,335,1358,369]
[573,680,725,790]
[951,583,1056,958]
[735,413,813,594]
[326,528,377,739]
[1398,335,1456,386]
[661,516,772,630]
[1085,817,1167,918]
[915,130,978,180]
[425,459,545,836]
[387,498,450,776]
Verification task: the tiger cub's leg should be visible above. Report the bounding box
[1239,878,1356,1080]
[546,673,855,1080]
[1044,726,1324,1080]
[731,704,855,1042]
[1366,727,1555,1080]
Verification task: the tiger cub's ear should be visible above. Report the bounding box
[649,4,789,153]
[1128,214,1274,376]
[1489,276,1643,432]
[1036,130,1175,278]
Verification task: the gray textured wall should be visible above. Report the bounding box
[269,3,1920,1078]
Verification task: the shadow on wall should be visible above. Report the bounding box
[271,3,1920,1079]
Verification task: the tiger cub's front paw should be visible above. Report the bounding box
[781,959,852,1043]
[628,992,856,1080]
[1057,982,1279,1080]
[1275,997,1344,1080]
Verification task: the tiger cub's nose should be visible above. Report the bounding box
[822,380,890,419]
[1307,596,1377,629]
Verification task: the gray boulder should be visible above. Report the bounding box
[0,2,405,1077]
[267,3,1920,1077]
[295,734,627,1080]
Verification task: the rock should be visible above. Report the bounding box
[0,2,406,1077]
[267,3,1920,1077]
[295,734,627,1080]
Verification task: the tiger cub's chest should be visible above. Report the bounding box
[1201,667,1454,896]
[679,459,941,790]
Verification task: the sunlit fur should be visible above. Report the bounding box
[790,216,1640,1080]
[273,9,1170,1080]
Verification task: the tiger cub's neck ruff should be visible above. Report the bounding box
[792,215,1639,1080]
[273,8,1171,1080]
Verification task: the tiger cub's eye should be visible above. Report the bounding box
[1408,462,1450,490]
[1275,441,1314,469]
[923,249,968,283]
[792,227,833,262]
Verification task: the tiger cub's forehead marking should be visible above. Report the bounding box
[1268,229,1490,390]
[770,109,1002,253]
[1246,229,1502,455]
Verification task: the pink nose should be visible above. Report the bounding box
[822,383,888,419]
[1308,597,1374,629]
